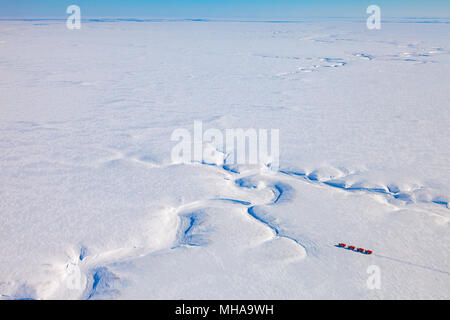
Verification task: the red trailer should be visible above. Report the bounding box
[337,243,373,255]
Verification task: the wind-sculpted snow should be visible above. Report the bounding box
[281,167,450,209]
[176,210,211,247]
[85,267,121,300]
[0,19,449,299]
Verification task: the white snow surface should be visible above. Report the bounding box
[0,19,449,299]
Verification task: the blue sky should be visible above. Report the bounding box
[0,0,449,19]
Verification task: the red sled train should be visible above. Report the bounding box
[338,243,372,255]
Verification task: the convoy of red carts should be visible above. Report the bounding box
[337,243,372,255]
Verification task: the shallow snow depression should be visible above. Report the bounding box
[0,18,449,299]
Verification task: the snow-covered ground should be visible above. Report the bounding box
[0,18,449,300]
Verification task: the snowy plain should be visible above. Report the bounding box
[0,18,449,299]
